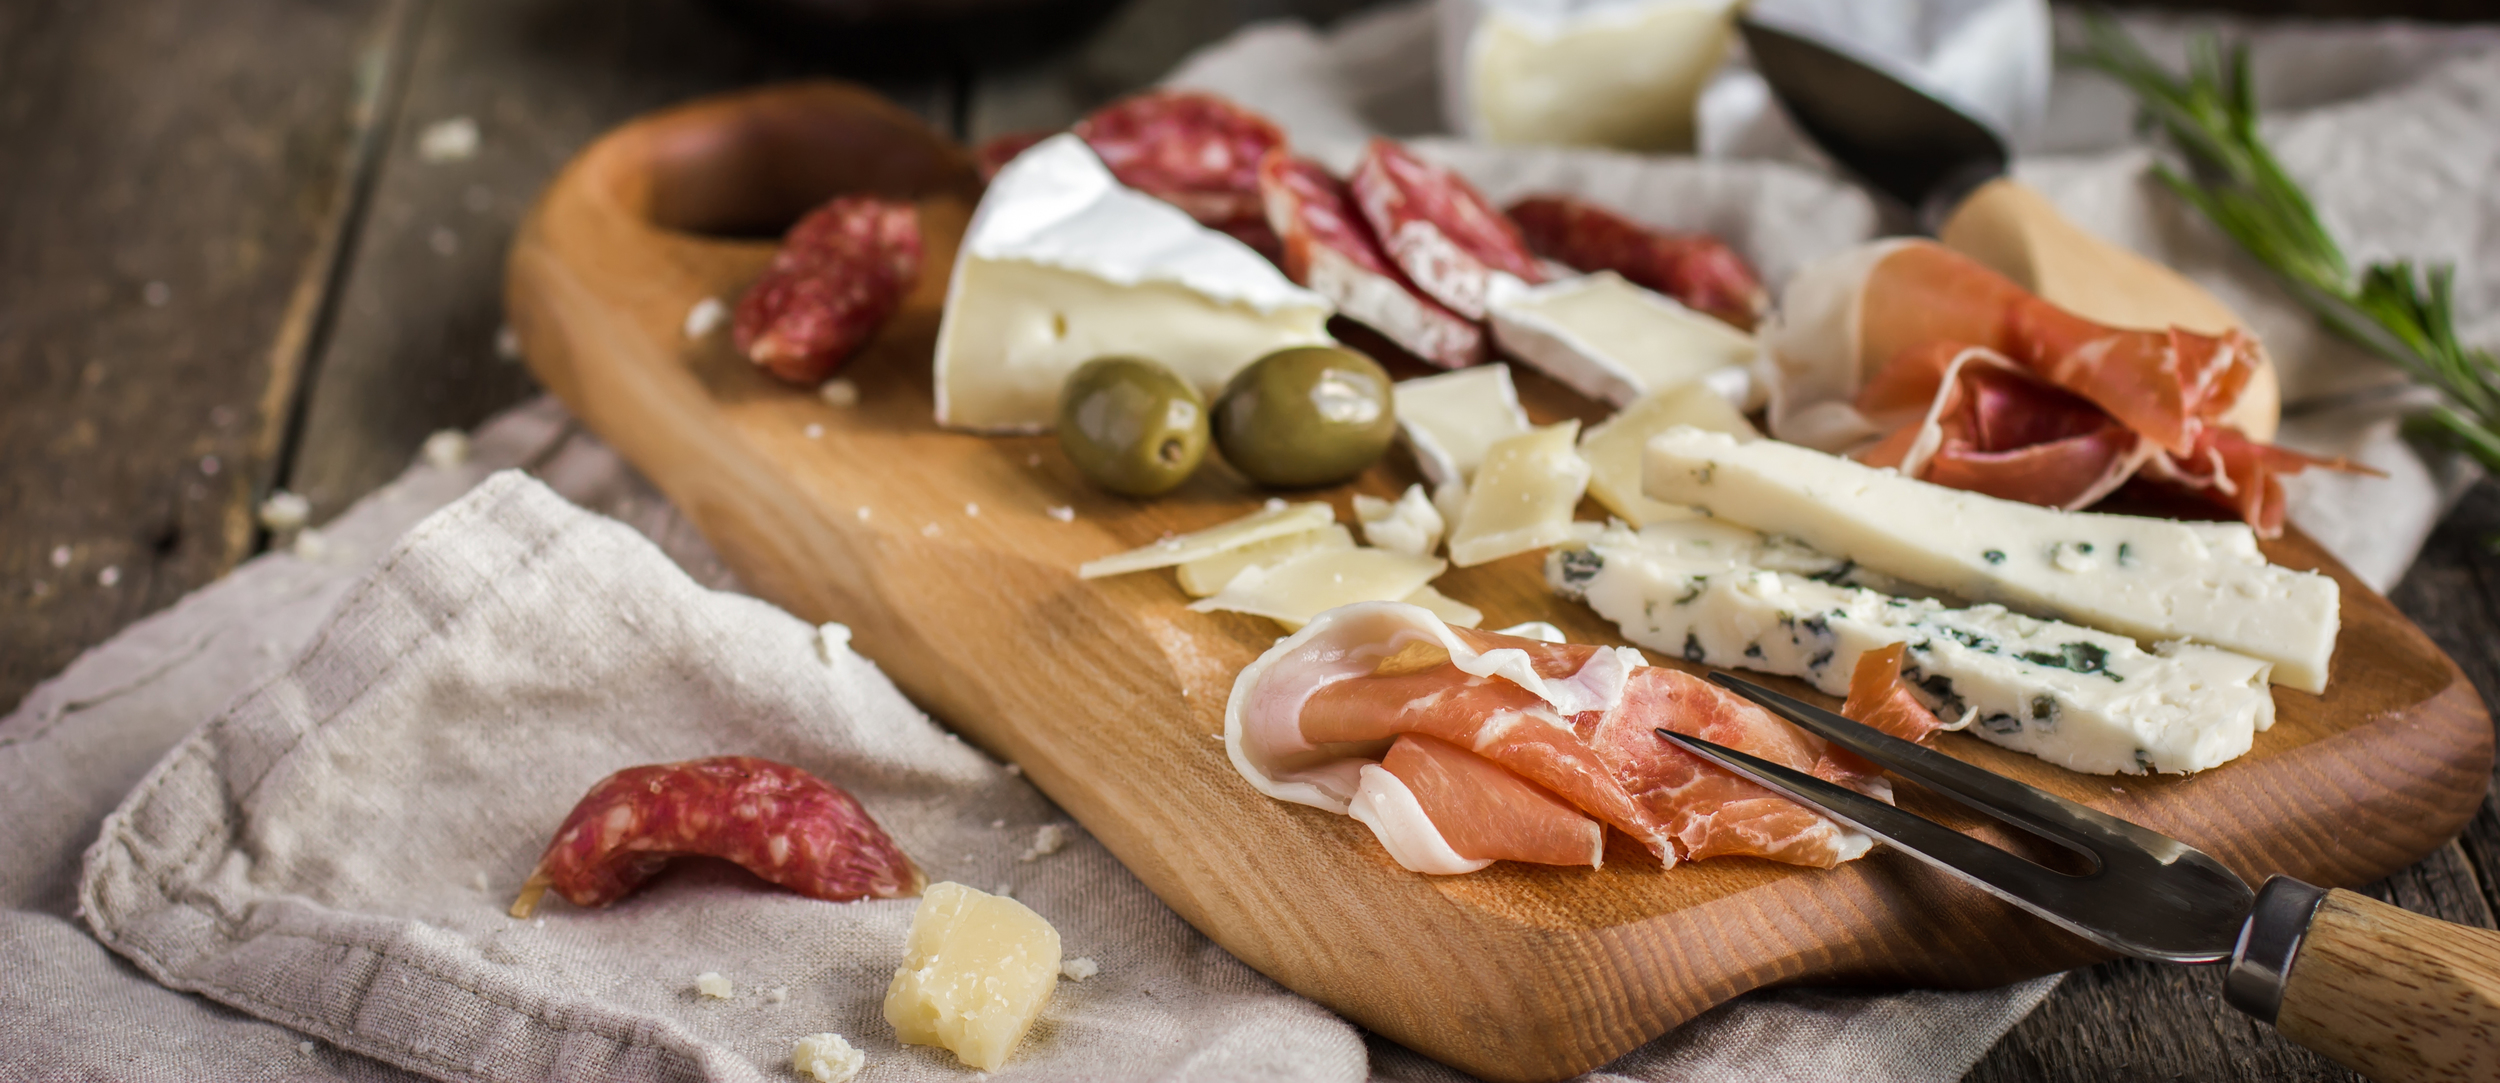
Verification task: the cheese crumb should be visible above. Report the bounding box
[921,523,942,538]
[292,528,330,562]
[1061,957,1099,981]
[1003,764,1022,777]
[258,490,311,532]
[417,116,479,162]
[494,325,522,361]
[97,566,120,588]
[298,1040,315,1055]
[804,423,825,440]
[820,379,860,407]
[765,986,788,1004]
[817,622,853,662]
[143,281,172,307]
[856,506,872,522]
[790,1033,866,1083]
[49,545,70,568]
[683,297,727,339]
[694,971,733,999]
[472,871,490,893]
[422,429,470,469]
[1046,505,1075,523]
[1020,824,1071,862]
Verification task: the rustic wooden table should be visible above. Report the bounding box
[6,1,2496,1079]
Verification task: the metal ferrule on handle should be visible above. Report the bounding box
[2223,875,2329,1024]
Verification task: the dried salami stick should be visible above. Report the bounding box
[1259,152,1485,370]
[734,196,922,386]
[509,756,920,918]
[1347,138,1546,321]
[1506,195,1766,331]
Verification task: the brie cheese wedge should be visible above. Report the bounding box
[1579,382,1756,527]
[1488,272,1759,409]
[1643,428,2340,692]
[934,134,1334,432]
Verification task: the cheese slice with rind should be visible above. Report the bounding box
[1488,271,1758,408]
[1078,501,1335,579]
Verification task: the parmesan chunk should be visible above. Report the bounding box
[1187,547,1447,630]
[791,1033,866,1083]
[1078,501,1335,579]
[1174,524,1353,597]
[1448,421,1591,567]
[1353,483,1445,556]
[1580,383,1756,527]
[884,882,1061,1071]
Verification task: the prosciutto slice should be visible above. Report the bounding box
[1854,343,2146,510]
[1259,152,1486,369]
[1225,601,1890,873]
[1840,643,1951,745]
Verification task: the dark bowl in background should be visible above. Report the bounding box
[710,0,1131,76]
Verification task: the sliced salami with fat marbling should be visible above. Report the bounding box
[1347,139,1546,321]
[1259,152,1484,369]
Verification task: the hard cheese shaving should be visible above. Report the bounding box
[1176,524,1354,597]
[1448,421,1591,567]
[1579,382,1755,527]
[1188,546,1447,630]
[1078,501,1334,579]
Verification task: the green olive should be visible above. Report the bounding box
[1211,345,1396,488]
[1058,356,1209,497]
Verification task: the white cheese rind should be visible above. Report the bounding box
[1354,484,1446,556]
[934,134,1334,432]
[1392,364,1533,489]
[1078,501,1335,579]
[1550,522,2278,775]
[1643,429,2340,692]
[1448,421,1591,567]
[1488,271,1759,409]
[1580,382,1757,527]
[1187,547,1448,630]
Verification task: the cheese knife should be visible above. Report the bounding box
[1735,17,2280,438]
[1659,674,2500,1083]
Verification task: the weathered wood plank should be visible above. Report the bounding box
[278,0,955,525]
[0,0,404,712]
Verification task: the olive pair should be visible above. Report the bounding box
[1058,346,1398,497]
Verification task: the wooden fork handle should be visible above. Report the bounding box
[2231,876,2500,1082]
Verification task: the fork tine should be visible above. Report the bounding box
[1706,672,2187,863]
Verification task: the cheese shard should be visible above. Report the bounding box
[933,134,1334,432]
[1488,272,1759,409]
[884,882,1061,1071]
[791,1034,866,1083]
[1402,583,1484,628]
[1581,383,1757,527]
[1449,421,1591,567]
[1176,524,1354,597]
[1445,0,1741,152]
[1393,364,1533,489]
[1188,546,1448,630]
[1551,521,2277,775]
[1644,428,2340,692]
[1354,484,1445,556]
[1078,501,1335,579]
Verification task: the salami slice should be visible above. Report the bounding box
[1347,138,1546,320]
[1072,89,1284,258]
[733,195,921,385]
[1506,194,1766,331]
[1259,152,1484,369]
[510,756,920,917]
[973,130,1050,182]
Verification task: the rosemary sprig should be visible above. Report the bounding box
[2073,16,2500,472]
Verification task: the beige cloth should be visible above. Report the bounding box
[6,400,2054,1082]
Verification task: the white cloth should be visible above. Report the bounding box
[7,400,2055,1082]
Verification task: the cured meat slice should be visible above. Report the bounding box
[1840,643,1950,744]
[733,196,922,385]
[1225,601,1885,872]
[1260,152,1486,369]
[1378,733,1604,868]
[2137,427,2371,538]
[1073,89,1285,258]
[1348,138,1547,320]
[973,130,1049,182]
[1506,194,1766,331]
[1854,343,2146,510]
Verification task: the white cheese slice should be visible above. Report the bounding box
[933,134,1335,432]
[1392,364,1533,489]
[1488,272,1759,409]
[1448,421,1591,568]
[1354,484,1445,557]
[1078,501,1335,580]
[1643,428,2340,692]
[1175,523,1354,597]
[1580,382,1757,527]
[1445,0,1742,152]
[1402,583,1484,628]
[1550,521,2278,775]
[1187,547,1448,630]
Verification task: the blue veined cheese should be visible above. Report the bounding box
[1548,522,2277,775]
[1643,428,2339,693]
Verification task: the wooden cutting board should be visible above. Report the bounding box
[505,82,2494,1082]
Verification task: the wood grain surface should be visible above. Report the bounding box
[505,81,2494,1082]
[2276,888,2500,1081]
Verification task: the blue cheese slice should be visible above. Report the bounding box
[1579,382,1757,527]
[1487,272,1758,409]
[1643,428,2340,693]
[1550,521,2277,775]
[1448,421,1591,567]
[933,134,1334,432]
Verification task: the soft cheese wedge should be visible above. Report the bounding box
[884,882,1061,1071]
[1488,272,1758,408]
[1643,428,2340,692]
[1449,421,1591,567]
[1078,500,1335,579]
[1188,546,1448,629]
[1447,0,1741,152]
[1550,521,2277,774]
[1579,382,1756,527]
[934,134,1334,432]
[1392,364,1533,490]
